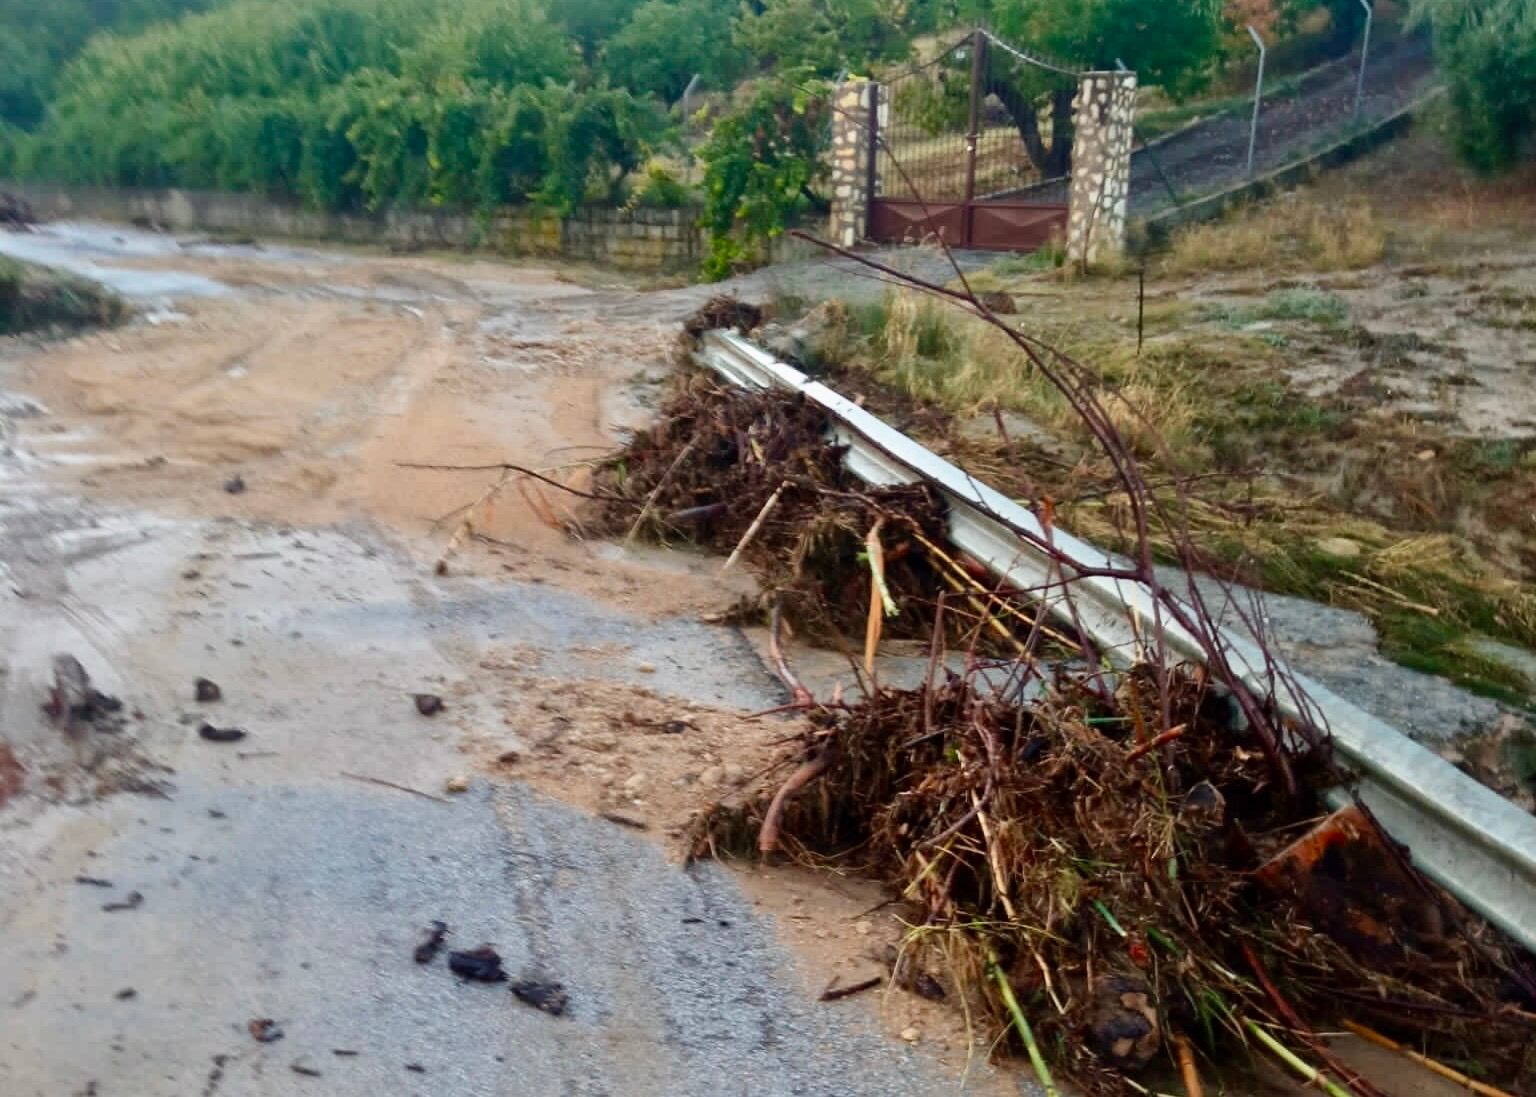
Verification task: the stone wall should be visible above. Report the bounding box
[5,183,826,272]
[1066,71,1137,266]
[827,81,877,248]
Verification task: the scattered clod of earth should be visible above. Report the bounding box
[598,810,648,830]
[510,978,568,1016]
[413,693,444,716]
[198,723,246,743]
[194,678,222,703]
[247,1018,283,1043]
[413,920,448,964]
[223,475,246,495]
[444,775,470,794]
[447,946,506,983]
[101,890,142,913]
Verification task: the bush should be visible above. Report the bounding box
[1412,0,1536,173]
[11,0,665,215]
[697,76,831,280]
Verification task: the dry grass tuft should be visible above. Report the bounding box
[1162,196,1387,275]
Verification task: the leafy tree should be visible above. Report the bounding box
[698,74,831,279]
[959,0,1223,175]
[551,0,646,65]
[0,0,215,129]
[8,0,666,215]
[603,0,744,101]
[734,0,916,76]
[1411,0,1536,173]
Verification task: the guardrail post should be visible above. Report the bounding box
[828,80,878,249]
[1065,69,1137,268]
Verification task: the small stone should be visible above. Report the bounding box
[414,693,444,716]
[445,775,470,794]
[496,748,522,765]
[721,762,743,784]
[854,920,873,936]
[194,678,222,703]
[901,1027,921,1043]
[635,663,657,674]
[622,772,649,796]
[699,765,726,788]
[223,475,246,495]
[1415,448,1437,461]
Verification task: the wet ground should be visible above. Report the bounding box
[0,223,1494,1097]
[0,224,1021,1096]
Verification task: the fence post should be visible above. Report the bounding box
[1353,0,1375,124]
[1246,25,1267,177]
[1065,69,1138,267]
[828,81,878,249]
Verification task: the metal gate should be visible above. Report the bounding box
[867,31,1071,252]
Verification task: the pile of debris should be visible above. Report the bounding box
[593,299,1536,1096]
[592,370,959,644]
[0,189,37,231]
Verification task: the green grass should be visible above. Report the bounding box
[0,256,125,334]
[1202,288,1350,329]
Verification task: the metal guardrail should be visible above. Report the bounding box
[700,329,1536,952]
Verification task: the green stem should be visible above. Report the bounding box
[1244,1020,1357,1097]
[990,960,1060,1097]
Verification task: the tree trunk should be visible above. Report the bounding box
[984,76,1077,178]
[1046,86,1075,177]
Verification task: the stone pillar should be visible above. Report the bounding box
[1066,71,1137,267]
[828,81,877,249]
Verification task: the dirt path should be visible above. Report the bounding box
[0,225,1017,1096]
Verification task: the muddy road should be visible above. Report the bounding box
[0,226,1014,1096]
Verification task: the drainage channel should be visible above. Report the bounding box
[699,328,1536,954]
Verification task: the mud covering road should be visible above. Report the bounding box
[0,226,1018,1096]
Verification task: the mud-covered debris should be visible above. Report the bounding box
[413,920,448,964]
[247,1018,284,1043]
[223,475,246,495]
[818,976,882,1002]
[44,655,125,735]
[682,295,762,342]
[976,290,1017,315]
[1085,975,1160,1073]
[0,189,36,229]
[413,693,444,716]
[195,678,223,703]
[599,810,649,830]
[198,723,247,744]
[910,972,946,1001]
[510,978,568,1016]
[102,890,143,913]
[448,946,507,982]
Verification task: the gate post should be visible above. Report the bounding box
[1066,70,1137,267]
[828,80,878,249]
